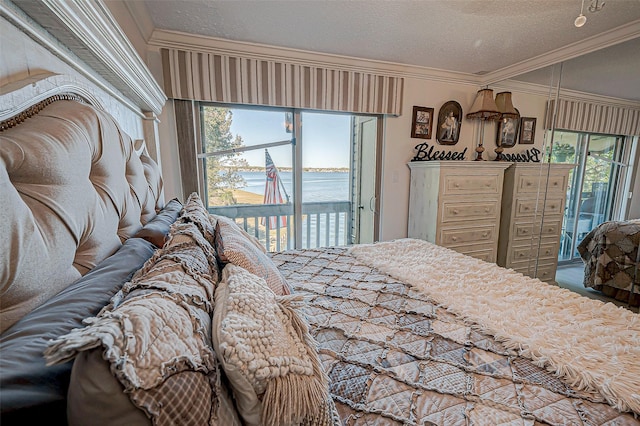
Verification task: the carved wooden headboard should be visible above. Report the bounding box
[0,75,164,333]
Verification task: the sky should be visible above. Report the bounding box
[227,108,352,169]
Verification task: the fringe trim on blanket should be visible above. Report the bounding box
[348,239,640,415]
[44,294,217,390]
[260,297,331,426]
[43,316,109,366]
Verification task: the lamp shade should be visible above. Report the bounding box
[466,88,501,120]
[495,91,519,119]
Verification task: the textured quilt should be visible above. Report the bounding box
[271,248,639,425]
[45,222,241,425]
[578,219,640,306]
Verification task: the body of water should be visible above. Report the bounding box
[239,171,349,202]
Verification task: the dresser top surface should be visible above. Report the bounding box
[408,160,512,171]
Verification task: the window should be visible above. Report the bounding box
[198,103,380,251]
[552,130,631,262]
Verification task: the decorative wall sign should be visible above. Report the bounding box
[412,143,467,161]
[496,109,520,148]
[519,117,536,144]
[501,148,541,162]
[411,106,434,139]
[436,101,462,145]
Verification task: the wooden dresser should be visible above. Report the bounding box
[497,163,575,283]
[408,161,511,263]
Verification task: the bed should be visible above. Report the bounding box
[577,219,640,307]
[1,75,639,426]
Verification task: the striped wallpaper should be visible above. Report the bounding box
[546,99,640,136]
[160,48,404,116]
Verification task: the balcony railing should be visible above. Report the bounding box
[209,201,352,251]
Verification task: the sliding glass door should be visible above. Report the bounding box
[198,103,379,251]
[554,131,628,262]
[199,106,294,251]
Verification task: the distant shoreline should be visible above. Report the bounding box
[232,189,264,204]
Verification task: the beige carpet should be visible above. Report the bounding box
[349,239,640,415]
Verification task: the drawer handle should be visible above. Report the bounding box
[550,205,556,209]
[526,182,532,186]
[453,209,459,215]
[524,206,529,210]
[455,183,460,188]
[452,236,458,241]
[519,253,525,257]
[545,249,552,255]
[485,208,490,213]
[553,182,559,186]
[482,232,488,238]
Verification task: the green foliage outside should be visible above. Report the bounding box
[201,107,249,205]
[548,132,617,197]
[583,137,616,196]
[549,143,575,163]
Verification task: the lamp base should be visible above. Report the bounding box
[474,145,485,161]
[494,146,504,161]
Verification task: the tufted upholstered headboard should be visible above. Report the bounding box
[0,76,165,333]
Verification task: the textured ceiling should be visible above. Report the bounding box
[137,0,640,102]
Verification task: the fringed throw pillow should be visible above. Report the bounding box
[213,214,291,296]
[212,264,338,426]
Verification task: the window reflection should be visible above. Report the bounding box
[553,131,626,262]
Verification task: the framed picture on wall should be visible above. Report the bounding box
[495,109,520,148]
[519,117,536,144]
[411,106,434,139]
[436,101,462,145]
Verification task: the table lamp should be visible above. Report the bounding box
[466,88,501,161]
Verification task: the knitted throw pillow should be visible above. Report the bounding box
[212,264,335,426]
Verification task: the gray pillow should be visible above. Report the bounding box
[133,198,182,248]
[0,238,156,425]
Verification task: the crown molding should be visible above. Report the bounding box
[482,20,640,86]
[148,29,482,87]
[492,79,640,108]
[8,0,166,114]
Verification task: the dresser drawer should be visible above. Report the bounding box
[508,242,559,265]
[462,248,495,263]
[441,200,500,223]
[439,224,497,247]
[545,174,570,194]
[535,264,557,283]
[516,173,568,195]
[512,260,557,283]
[448,243,496,263]
[513,197,564,218]
[512,219,562,240]
[536,242,560,261]
[442,174,501,196]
